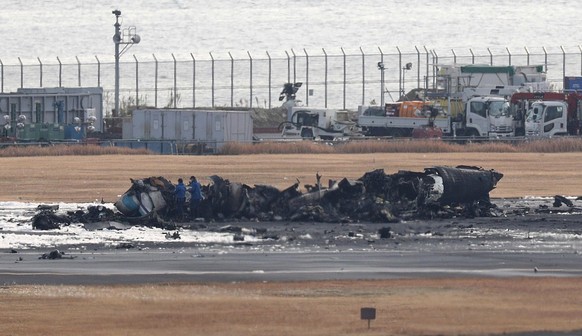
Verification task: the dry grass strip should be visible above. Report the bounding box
[0,152,581,202]
[1,278,581,336]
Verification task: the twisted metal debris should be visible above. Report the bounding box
[31,165,503,229]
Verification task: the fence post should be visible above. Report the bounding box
[248,51,253,108]
[153,54,159,108]
[57,57,62,87]
[360,47,365,106]
[189,53,194,108]
[322,48,328,108]
[285,50,290,83]
[543,46,548,72]
[76,56,81,86]
[378,46,384,106]
[431,49,438,90]
[0,58,3,93]
[229,52,234,107]
[304,48,309,106]
[266,51,272,109]
[291,49,297,84]
[396,46,402,96]
[415,46,421,89]
[561,46,566,90]
[37,57,43,87]
[18,57,23,89]
[424,46,430,90]
[172,53,177,108]
[133,54,139,108]
[524,47,530,66]
[341,47,346,110]
[95,55,101,87]
[507,47,511,66]
[451,48,457,64]
[210,52,215,108]
[470,48,475,64]
[487,48,493,65]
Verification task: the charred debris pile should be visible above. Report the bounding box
[32,166,503,230]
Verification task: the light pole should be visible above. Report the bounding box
[401,62,412,99]
[377,62,385,107]
[112,10,140,118]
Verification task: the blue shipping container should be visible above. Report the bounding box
[564,77,582,92]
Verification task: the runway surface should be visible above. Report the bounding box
[2,197,582,285]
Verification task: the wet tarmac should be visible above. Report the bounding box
[2,197,582,286]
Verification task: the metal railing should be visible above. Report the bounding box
[1,46,582,113]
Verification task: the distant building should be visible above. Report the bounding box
[123,109,253,151]
[0,87,103,140]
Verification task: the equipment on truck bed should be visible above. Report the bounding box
[358,101,450,137]
[279,108,360,140]
[278,83,361,140]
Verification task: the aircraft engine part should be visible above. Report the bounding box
[424,166,503,205]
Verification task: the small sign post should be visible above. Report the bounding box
[360,307,376,329]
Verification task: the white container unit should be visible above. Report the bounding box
[125,109,253,145]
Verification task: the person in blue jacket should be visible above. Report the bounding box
[174,178,187,219]
[188,176,203,219]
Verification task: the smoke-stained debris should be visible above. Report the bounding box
[32,205,71,230]
[553,195,573,208]
[534,194,582,214]
[39,249,76,260]
[30,165,504,229]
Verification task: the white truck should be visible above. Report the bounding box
[452,95,514,138]
[358,95,515,139]
[525,101,569,137]
[522,93,582,137]
[358,63,544,139]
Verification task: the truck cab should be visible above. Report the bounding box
[459,96,514,137]
[525,101,568,137]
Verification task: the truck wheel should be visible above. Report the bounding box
[301,128,314,139]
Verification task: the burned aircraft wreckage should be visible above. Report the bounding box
[32,166,504,230]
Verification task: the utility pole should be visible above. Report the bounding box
[112,9,140,118]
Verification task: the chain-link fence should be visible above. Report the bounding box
[2,46,582,114]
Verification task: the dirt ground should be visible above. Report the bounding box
[1,152,582,202]
[2,153,582,335]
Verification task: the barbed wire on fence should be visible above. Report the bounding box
[1,45,582,113]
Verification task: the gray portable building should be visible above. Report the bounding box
[124,109,253,145]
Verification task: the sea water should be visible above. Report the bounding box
[0,0,578,61]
